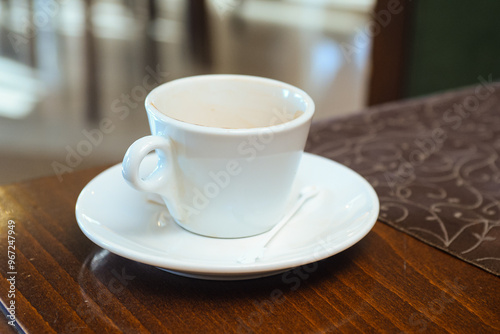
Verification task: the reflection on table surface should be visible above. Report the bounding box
[0,0,374,184]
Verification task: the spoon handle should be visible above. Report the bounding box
[237,186,319,264]
[260,187,319,248]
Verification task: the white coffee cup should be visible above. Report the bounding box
[122,75,315,238]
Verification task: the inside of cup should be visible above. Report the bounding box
[149,76,311,129]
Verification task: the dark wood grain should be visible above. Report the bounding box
[0,165,499,333]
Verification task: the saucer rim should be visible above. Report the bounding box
[75,153,379,277]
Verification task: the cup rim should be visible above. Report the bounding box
[144,74,315,136]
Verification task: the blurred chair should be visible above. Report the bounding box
[187,0,212,68]
[368,0,413,106]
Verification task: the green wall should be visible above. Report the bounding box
[406,1,500,97]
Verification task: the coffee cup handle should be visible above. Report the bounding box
[122,135,174,194]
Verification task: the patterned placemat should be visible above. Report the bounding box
[307,82,500,276]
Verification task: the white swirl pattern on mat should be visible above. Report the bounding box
[307,86,500,275]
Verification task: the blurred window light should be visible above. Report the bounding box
[237,0,371,34]
[286,0,376,12]
[0,58,42,119]
[309,40,343,92]
[58,0,85,36]
[91,0,137,40]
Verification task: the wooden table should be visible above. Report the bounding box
[0,163,499,333]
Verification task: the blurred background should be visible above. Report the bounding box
[0,0,499,184]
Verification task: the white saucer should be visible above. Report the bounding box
[75,153,379,280]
